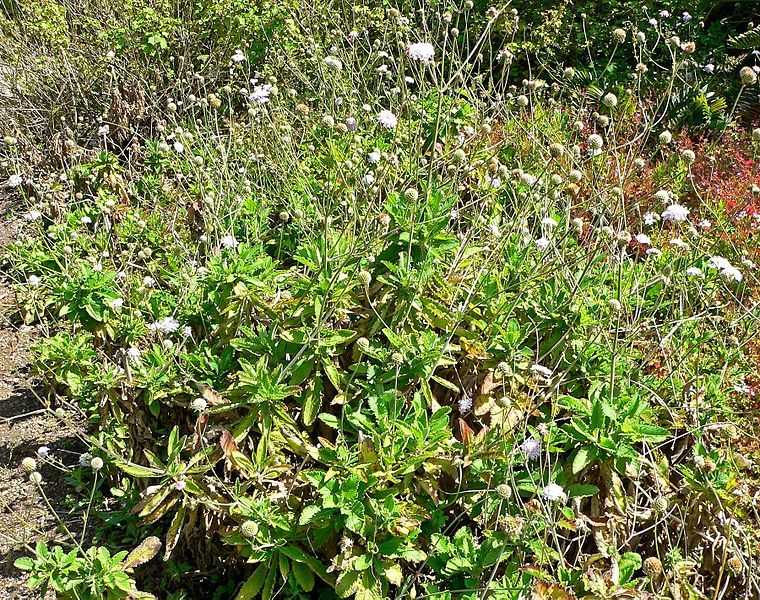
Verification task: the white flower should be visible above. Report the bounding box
[661,204,689,222]
[535,237,550,251]
[643,212,658,226]
[670,238,688,248]
[24,210,42,221]
[98,124,110,136]
[173,141,185,153]
[249,85,272,104]
[648,18,658,26]
[376,64,388,74]
[111,298,124,310]
[520,438,542,460]
[191,397,208,413]
[231,49,246,63]
[376,110,398,129]
[542,217,558,229]
[36,446,50,459]
[323,56,343,70]
[367,151,381,164]
[704,64,715,74]
[658,130,673,145]
[458,396,473,412]
[126,347,141,362]
[79,453,92,467]
[530,364,553,380]
[489,176,501,189]
[645,248,662,257]
[408,42,435,62]
[27,275,41,286]
[220,235,239,249]
[345,117,358,131]
[6,174,23,188]
[488,223,501,238]
[362,173,376,186]
[685,267,703,277]
[709,256,743,282]
[150,316,181,334]
[542,483,567,503]
[635,233,651,244]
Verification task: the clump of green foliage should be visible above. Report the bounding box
[2,0,759,598]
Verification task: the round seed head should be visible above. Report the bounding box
[643,557,662,575]
[241,520,259,539]
[496,483,512,499]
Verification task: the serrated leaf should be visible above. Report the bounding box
[291,561,315,592]
[235,563,268,600]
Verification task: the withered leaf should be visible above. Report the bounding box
[124,536,162,569]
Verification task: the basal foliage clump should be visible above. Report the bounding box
[2,0,759,599]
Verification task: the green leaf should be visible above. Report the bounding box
[567,484,599,498]
[13,557,34,571]
[335,570,360,598]
[618,552,642,585]
[235,563,268,600]
[302,376,323,426]
[572,446,596,474]
[291,561,315,592]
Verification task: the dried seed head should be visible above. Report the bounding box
[727,557,743,576]
[90,457,104,471]
[612,28,627,43]
[643,557,662,575]
[740,66,757,86]
[653,496,669,514]
[22,457,37,473]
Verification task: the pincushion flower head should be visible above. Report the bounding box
[231,49,246,63]
[150,316,181,335]
[7,174,23,188]
[520,438,542,460]
[542,483,567,503]
[323,56,343,71]
[408,42,435,62]
[376,110,398,129]
[709,256,743,282]
[220,235,239,249]
[249,84,272,104]
[661,203,689,222]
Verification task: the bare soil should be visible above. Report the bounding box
[0,193,83,598]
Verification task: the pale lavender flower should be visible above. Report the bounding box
[542,483,567,502]
[661,204,689,222]
[220,235,239,249]
[377,110,398,129]
[408,42,435,62]
[519,438,542,460]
